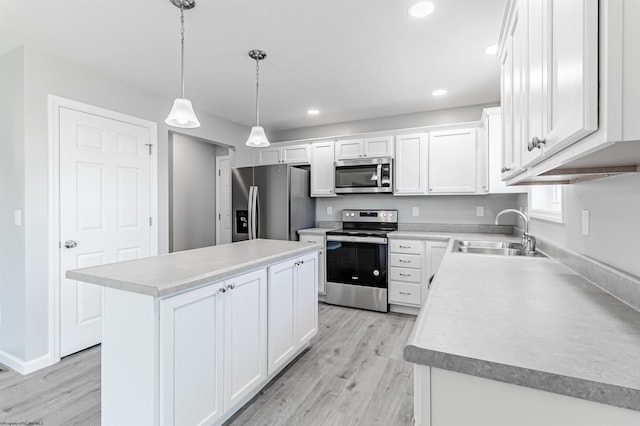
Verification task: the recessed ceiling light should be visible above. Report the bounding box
[307,109,320,116]
[409,2,435,18]
[484,44,498,56]
[432,89,447,97]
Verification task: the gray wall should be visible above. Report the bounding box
[316,194,520,225]
[170,134,225,252]
[0,48,26,359]
[0,45,253,363]
[516,173,640,277]
[271,103,498,142]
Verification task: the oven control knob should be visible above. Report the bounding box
[373,270,380,277]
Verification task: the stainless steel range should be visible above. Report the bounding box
[325,209,398,312]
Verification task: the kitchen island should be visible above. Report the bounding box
[67,239,320,426]
[404,240,640,425]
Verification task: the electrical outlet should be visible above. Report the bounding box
[476,206,484,217]
[412,207,419,217]
[581,210,590,235]
[326,206,333,216]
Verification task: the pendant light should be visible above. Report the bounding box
[246,49,270,147]
[165,0,201,128]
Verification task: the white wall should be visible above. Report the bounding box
[0,45,254,363]
[170,133,225,252]
[271,103,498,142]
[517,173,640,277]
[316,194,520,225]
[0,48,26,359]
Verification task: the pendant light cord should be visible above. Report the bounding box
[255,58,260,126]
[180,8,185,98]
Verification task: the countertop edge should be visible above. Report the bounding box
[66,243,321,298]
[403,345,640,412]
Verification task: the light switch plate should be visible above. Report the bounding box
[476,206,484,217]
[326,206,333,216]
[412,207,419,217]
[581,210,590,235]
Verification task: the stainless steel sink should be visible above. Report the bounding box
[453,240,545,257]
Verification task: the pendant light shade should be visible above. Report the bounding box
[246,49,270,147]
[165,0,200,129]
[246,125,269,147]
[165,98,201,128]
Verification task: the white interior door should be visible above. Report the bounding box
[216,156,231,245]
[59,107,153,357]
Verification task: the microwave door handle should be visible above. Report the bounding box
[377,163,382,187]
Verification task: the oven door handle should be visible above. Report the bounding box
[376,163,382,187]
[326,235,388,244]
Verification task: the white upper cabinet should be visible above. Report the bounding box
[499,0,598,181]
[310,141,336,197]
[335,136,394,160]
[394,133,428,195]
[254,143,310,165]
[428,128,481,194]
[483,108,528,193]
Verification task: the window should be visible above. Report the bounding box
[528,185,565,223]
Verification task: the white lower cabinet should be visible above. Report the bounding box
[158,253,318,426]
[160,269,267,426]
[389,238,447,308]
[298,232,327,294]
[414,366,640,426]
[268,252,318,375]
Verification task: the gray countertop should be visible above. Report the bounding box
[66,239,320,298]
[404,245,640,411]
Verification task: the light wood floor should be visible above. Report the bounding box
[0,303,415,425]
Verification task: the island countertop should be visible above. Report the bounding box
[66,239,320,298]
[404,245,640,412]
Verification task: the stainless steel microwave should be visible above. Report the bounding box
[334,157,393,194]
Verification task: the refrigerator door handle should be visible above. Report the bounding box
[248,186,254,239]
[252,186,259,239]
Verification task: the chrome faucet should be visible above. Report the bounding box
[494,209,537,254]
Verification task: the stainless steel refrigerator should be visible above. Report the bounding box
[232,165,316,242]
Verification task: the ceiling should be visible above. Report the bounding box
[0,0,506,131]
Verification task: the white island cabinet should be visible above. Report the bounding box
[67,239,319,426]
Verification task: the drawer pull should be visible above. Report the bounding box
[399,259,410,263]
[399,291,412,296]
[399,245,411,249]
[399,273,411,277]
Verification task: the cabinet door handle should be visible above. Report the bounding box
[501,166,511,173]
[527,136,546,152]
[399,291,412,296]
[227,283,235,290]
[219,287,226,294]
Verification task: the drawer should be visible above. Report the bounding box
[389,266,422,283]
[389,282,422,305]
[390,239,424,255]
[390,253,422,269]
[299,234,325,245]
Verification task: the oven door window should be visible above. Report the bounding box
[326,240,387,288]
[335,165,379,188]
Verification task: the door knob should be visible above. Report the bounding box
[527,136,546,152]
[64,240,78,249]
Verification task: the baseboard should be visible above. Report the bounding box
[0,350,53,375]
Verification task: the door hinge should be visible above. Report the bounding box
[149,217,153,226]
[145,143,153,155]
